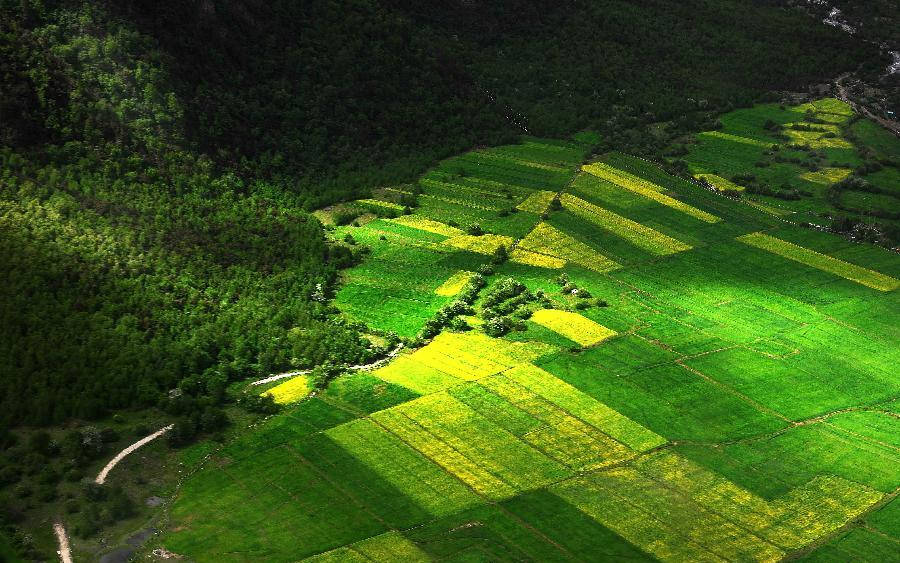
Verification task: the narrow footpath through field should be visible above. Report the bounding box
[95,424,175,485]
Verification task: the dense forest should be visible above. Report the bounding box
[0,0,882,428]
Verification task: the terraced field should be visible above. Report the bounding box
[680,97,900,233]
[162,116,900,561]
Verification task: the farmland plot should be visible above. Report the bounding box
[164,118,899,563]
[582,163,720,223]
[560,193,693,255]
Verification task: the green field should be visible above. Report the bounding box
[161,112,900,561]
[679,98,900,239]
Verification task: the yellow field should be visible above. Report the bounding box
[698,131,774,147]
[261,375,309,404]
[560,194,692,255]
[389,214,464,237]
[553,449,882,562]
[793,98,854,118]
[372,355,463,394]
[325,419,479,517]
[479,375,635,469]
[516,190,557,214]
[695,173,745,192]
[371,405,517,500]
[800,167,852,185]
[352,532,431,563]
[530,309,617,346]
[634,452,882,548]
[785,129,853,149]
[374,392,568,500]
[738,232,900,291]
[516,222,620,272]
[503,364,666,452]
[373,331,556,393]
[582,164,719,223]
[509,248,566,269]
[434,270,476,296]
[442,234,514,254]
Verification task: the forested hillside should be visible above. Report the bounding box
[0,0,881,428]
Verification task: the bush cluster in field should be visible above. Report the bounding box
[417,274,487,340]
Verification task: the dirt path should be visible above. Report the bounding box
[249,369,311,386]
[95,424,175,485]
[835,73,900,136]
[53,522,72,563]
[250,344,405,386]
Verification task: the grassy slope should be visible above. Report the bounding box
[157,102,900,562]
[679,98,900,240]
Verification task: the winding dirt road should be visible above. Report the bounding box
[95,424,175,485]
[53,522,72,563]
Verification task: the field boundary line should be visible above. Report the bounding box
[676,361,792,423]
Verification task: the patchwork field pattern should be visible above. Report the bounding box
[583,162,720,223]
[682,97,898,228]
[515,222,620,272]
[738,232,900,291]
[560,193,693,255]
[166,124,900,562]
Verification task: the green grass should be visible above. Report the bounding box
[851,118,900,159]
[680,99,900,223]
[162,122,899,562]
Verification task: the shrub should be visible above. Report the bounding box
[491,244,509,264]
[483,316,511,337]
[466,223,484,236]
[448,317,470,331]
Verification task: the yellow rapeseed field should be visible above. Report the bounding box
[434,270,476,296]
[262,375,310,404]
[442,234,514,254]
[516,190,557,214]
[800,167,852,185]
[530,309,617,346]
[389,214,464,237]
[516,222,620,272]
[582,164,719,223]
[695,173,745,192]
[698,131,774,147]
[509,248,566,269]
